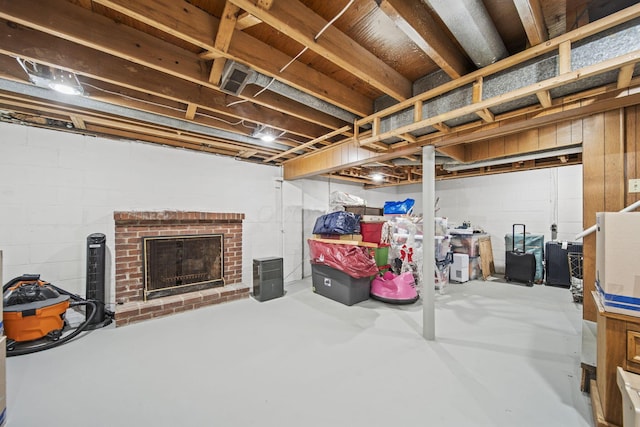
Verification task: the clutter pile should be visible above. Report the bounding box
[309,193,488,305]
[308,193,498,306]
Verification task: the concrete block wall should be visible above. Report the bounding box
[0,121,583,297]
[0,122,283,303]
[0,122,400,304]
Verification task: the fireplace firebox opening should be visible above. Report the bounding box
[143,234,224,301]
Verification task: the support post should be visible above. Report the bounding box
[422,145,435,340]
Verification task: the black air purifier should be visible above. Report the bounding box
[252,257,284,302]
[86,233,110,328]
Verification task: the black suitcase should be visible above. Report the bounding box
[545,241,583,287]
[505,224,536,286]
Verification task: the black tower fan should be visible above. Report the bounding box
[86,233,111,328]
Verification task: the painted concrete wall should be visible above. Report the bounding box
[0,122,398,303]
[0,121,583,301]
[401,166,583,273]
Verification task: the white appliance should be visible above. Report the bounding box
[450,253,469,283]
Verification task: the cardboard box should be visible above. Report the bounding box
[596,212,640,316]
[313,233,362,242]
[344,206,383,216]
[311,264,371,306]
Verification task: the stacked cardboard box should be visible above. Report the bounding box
[596,212,640,316]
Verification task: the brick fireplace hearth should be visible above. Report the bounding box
[114,211,249,326]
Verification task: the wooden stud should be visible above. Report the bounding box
[414,100,423,123]
[559,40,572,74]
[235,12,262,30]
[618,63,636,89]
[70,115,86,129]
[185,103,197,120]
[432,122,450,133]
[536,90,553,108]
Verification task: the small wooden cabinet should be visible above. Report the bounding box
[592,292,640,426]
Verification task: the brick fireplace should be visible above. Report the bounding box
[114,211,249,326]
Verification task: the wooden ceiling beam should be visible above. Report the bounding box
[513,0,548,46]
[209,2,241,85]
[227,0,412,101]
[359,49,640,146]
[0,0,356,128]
[284,89,640,179]
[91,0,372,116]
[376,0,472,79]
[0,22,339,137]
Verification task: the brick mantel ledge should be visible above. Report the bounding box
[114,211,244,225]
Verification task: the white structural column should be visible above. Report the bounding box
[422,145,435,340]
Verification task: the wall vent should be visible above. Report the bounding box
[219,61,253,96]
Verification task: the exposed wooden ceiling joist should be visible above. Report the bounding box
[0,19,340,138]
[0,0,637,187]
[91,0,373,116]
[513,0,549,46]
[208,2,241,85]
[227,0,413,101]
[376,0,472,79]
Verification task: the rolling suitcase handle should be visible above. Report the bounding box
[512,224,526,253]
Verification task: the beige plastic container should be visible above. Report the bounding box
[617,367,640,427]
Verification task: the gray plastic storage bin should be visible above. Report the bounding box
[311,264,371,306]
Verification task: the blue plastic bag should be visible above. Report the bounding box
[383,198,415,215]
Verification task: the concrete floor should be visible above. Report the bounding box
[6,278,592,427]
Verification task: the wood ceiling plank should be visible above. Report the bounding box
[0,24,335,139]
[376,0,471,79]
[513,0,548,46]
[227,0,412,101]
[92,0,372,116]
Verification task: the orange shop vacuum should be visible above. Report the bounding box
[3,274,98,357]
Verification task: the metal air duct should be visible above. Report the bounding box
[422,0,508,67]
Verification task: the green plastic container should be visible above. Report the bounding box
[370,244,390,267]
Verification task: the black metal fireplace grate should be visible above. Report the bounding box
[142,234,224,300]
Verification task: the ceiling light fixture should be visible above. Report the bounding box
[17,58,84,96]
[252,124,283,143]
[371,173,384,183]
